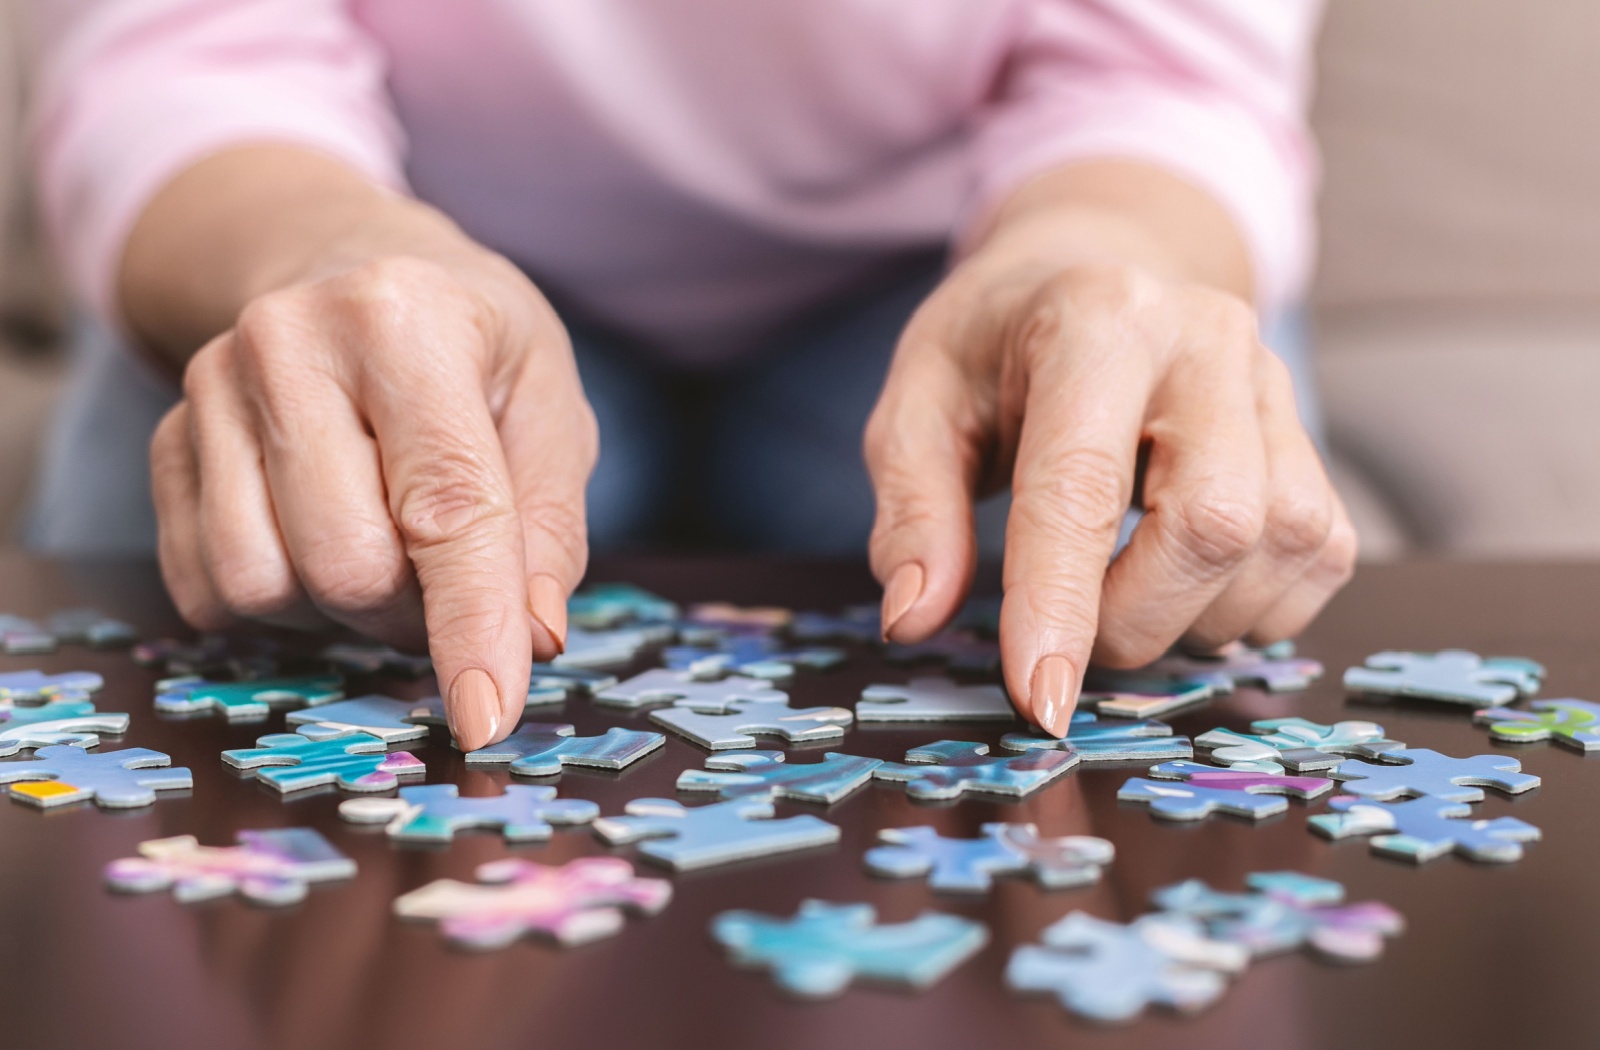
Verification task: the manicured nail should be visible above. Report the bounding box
[880,562,925,642]
[1030,654,1076,738]
[448,668,501,751]
[528,573,568,658]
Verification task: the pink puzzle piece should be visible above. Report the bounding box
[394,857,672,950]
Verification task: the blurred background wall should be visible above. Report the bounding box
[0,0,1596,559]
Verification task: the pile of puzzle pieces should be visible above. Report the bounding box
[4,584,1583,1025]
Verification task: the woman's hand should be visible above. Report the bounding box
[865,163,1356,737]
[136,149,595,751]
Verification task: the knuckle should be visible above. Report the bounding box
[1262,488,1333,561]
[211,560,299,620]
[1168,486,1265,573]
[394,455,514,553]
[1315,516,1360,587]
[1092,620,1173,669]
[1194,292,1259,345]
[342,256,465,337]
[299,534,410,617]
[1016,446,1131,541]
[235,292,312,358]
[523,497,590,575]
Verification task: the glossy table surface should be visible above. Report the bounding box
[2,553,1598,1050]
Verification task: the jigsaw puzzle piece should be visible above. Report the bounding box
[1344,650,1544,707]
[1330,747,1539,802]
[554,624,672,669]
[1078,671,1229,719]
[223,731,424,793]
[0,745,192,808]
[790,606,881,643]
[873,740,1078,800]
[1197,716,1402,774]
[1006,912,1247,1023]
[1475,698,1600,750]
[1120,762,1331,821]
[339,783,597,842]
[866,823,1113,892]
[0,669,104,701]
[154,675,343,721]
[651,695,852,750]
[857,677,1016,722]
[663,634,844,682]
[886,631,1001,674]
[1148,641,1323,692]
[712,900,986,999]
[464,723,663,776]
[676,750,882,804]
[320,642,433,677]
[396,856,671,949]
[595,669,788,710]
[1152,872,1403,962]
[286,695,429,743]
[105,828,354,905]
[46,609,137,648]
[567,583,679,629]
[1002,711,1192,762]
[0,711,131,756]
[593,797,839,870]
[1310,795,1541,862]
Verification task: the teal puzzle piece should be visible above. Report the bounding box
[223,731,424,793]
[464,723,663,777]
[155,675,343,721]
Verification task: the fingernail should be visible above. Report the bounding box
[880,562,925,642]
[1030,654,1076,738]
[448,668,501,751]
[528,573,568,657]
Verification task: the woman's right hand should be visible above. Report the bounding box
[139,150,597,751]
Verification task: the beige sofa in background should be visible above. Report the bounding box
[0,0,1597,561]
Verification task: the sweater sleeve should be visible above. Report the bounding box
[964,0,1323,311]
[27,0,410,324]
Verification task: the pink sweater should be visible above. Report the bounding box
[28,0,1321,363]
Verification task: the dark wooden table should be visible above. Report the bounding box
[1,552,1596,1050]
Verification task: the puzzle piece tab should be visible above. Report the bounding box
[593,797,839,870]
[1152,872,1404,962]
[873,740,1078,800]
[1197,716,1401,773]
[0,711,130,756]
[857,677,1016,722]
[595,669,788,710]
[713,900,986,999]
[1002,711,1192,762]
[866,823,1114,892]
[154,675,343,721]
[1120,762,1331,821]
[1310,795,1541,862]
[0,669,103,701]
[339,783,597,842]
[105,828,355,905]
[1344,650,1544,707]
[396,857,671,949]
[676,750,882,804]
[1006,912,1247,1023]
[0,745,192,808]
[651,694,853,750]
[223,731,424,793]
[1331,747,1539,802]
[1475,699,1600,751]
[465,723,664,776]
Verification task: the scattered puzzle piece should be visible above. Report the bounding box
[465,723,664,776]
[865,823,1114,892]
[1197,717,1402,773]
[396,857,671,950]
[1006,912,1247,1023]
[790,606,881,643]
[105,828,354,905]
[685,602,792,632]
[223,731,424,793]
[567,583,679,629]
[873,740,1078,800]
[595,669,788,710]
[286,695,429,743]
[0,745,192,808]
[321,642,433,677]
[676,750,882,804]
[1344,650,1544,707]
[886,632,1000,674]
[664,634,844,682]
[1002,711,1191,762]
[1310,795,1541,862]
[0,711,131,756]
[1331,747,1539,802]
[555,624,672,669]
[1152,872,1404,962]
[1119,762,1331,821]
[0,694,98,721]
[1475,699,1600,751]
[651,694,853,750]
[593,797,839,870]
[1078,672,1230,719]
[47,609,137,648]
[0,669,103,701]
[713,899,987,999]
[339,784,597,842]
[1149,641,1323,693]
[857,677,1016,722]
[154,675,343,721]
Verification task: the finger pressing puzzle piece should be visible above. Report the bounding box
[866,823,1113,892]
[1344,650,1544,707]
[154,675,343,721]
[1152,871,1403,962]
[1197,716,1402,773]
[1475,698,1600,750]
[339,783,598,842]
[1310,795,1541,862]
[593,797,839,870]
[0,745,192,808]
[676,750,882,804]
[105,828,354,905]
[857,677,1016,722]
[1002,711,1192,761]
[873,740,1078,801]
[595,669,788,710]
[1006,912,1247,1023]
[651,695,852,750]
[713,900,987,999]
[1119,762,1331,821]
[223,731,424,794]
[464,723,663,776]
[396,856,671,950]
[1330,747,1539,802]
[0,669,103,701]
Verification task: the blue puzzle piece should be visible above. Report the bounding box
[154,675,343,721]
[1343,650,1544,707]
[874,741,1078,800]
[650,694,853,750]
[857,678,1016,722]
[664,634,845,682]
[865,823,1114,892]
[0,745,192,808]
[1002,711,1192,761]
[0,711,131,756]
[1120,763,1331,821]
[339,783,598,842]
[676,750,882,804]
[464,723,664,776]
[223,731,425,794]
[0,669,103,701]
[287,695,430,743]
[595,669,789,710]
[47,608,137,648]
[1310,795,1541,863]
[320,642,433,677]
[593,797,839,870]
[1152,872,1404,961]
[712,900,987,999]
[1078,670,1232,719]
[1148,641,1323,693]
[1196,716,1401,773]
[1331,747,1539,802]
[567,583,679,629]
